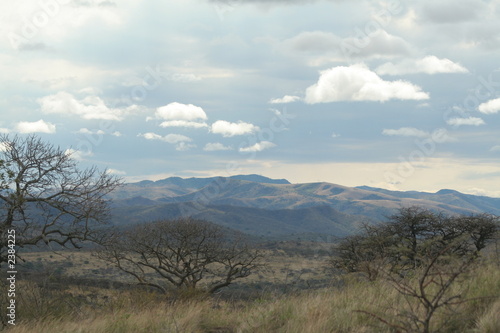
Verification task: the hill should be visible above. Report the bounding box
[109,175,500,238]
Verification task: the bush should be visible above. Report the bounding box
[331,207,499,278]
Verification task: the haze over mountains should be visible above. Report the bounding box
[109,175,500,238]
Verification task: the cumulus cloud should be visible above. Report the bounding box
[376,56,469,75]
[446,117,485,126]
[382,127,429,137]
[211,120,260,137]
[203,142,233,151]
[153,102,208,128]
[139,132,195,151]
[269,95,301,104]
[38,92,139,121]
[155,102,207,121]
[77,128,105,135]
[106,168,126,175]
[239,141,276,153]
[64,148,93,161]
[305,64,429,103]
[15,120,56,134]
[478,98,500,114]
[77,128,123,136]
[139,132,192,144]
[159,120,208,128]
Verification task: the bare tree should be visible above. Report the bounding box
[96,217,262,294]
[357,246,477,333]
[0,134,122,266]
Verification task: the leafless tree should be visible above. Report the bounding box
[0,134,122,266]
[96,217,262,294]
[357,246,477,333]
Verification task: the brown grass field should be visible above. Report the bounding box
[2,243,500,333]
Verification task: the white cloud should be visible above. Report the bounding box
[376,56,469,75]
[0,128,10,134]
[478,98,500,114]
[211,120,260,137]
[305,64,429,103]
[139,132,195,151]
[112,131,122,137]
[77,128,93,134]
[382,127,429,137]
[153,102,208,129]
[155,102,207,121]
[64,148,93,161]
[490,146,500,152]
[38,92,138,121]
[203,142,233,151]
[239,141,276,153]
[269,95,301,104]
[139,132,192,144]
[446,117,485,126]
[15,120,56,134]
[77,128,105,135]
[160,120,209,128]
[0,142,8,152]
[175,142,197,151]
[107,168,126,175]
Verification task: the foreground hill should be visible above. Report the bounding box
[109,175,500,237]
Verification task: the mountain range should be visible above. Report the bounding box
[109,175,500,239]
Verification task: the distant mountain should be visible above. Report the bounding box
[113,174,290,200]
[108,175,500,238]
[355,186,500,216]
[111,202,361,237]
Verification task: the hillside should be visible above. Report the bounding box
[109,175,500,237]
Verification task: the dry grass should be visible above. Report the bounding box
[4,246,499,333]
[4,260,499,333]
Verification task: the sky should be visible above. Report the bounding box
[1,0,500,196]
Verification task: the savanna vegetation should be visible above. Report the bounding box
[1,135,499,332]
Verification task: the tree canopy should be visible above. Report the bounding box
[96,217,262,294]
[331,207,499,279]
[0,134,122,265]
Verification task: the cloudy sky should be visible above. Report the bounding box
[2,0,500,196]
